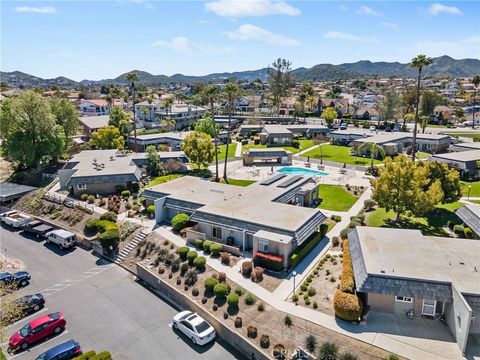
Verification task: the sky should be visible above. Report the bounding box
[1,0,479,81]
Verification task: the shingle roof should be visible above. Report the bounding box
[456,203,480,236]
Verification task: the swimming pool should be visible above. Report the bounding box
[277,166,329,176]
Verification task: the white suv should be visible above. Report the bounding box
[172,311,216,346]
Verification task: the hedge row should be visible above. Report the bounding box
[171,213,190,231]
[289,224,328,269]
[333,290,363,321]
[254,252,283,271]
[84,218,120,249]
[339,240,355,293]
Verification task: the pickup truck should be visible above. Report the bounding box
[0,271,31,289]
[1,211,31,228]
[23,220,54,238]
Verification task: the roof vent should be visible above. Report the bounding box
[380,270,385,274]
[459,261,465,265]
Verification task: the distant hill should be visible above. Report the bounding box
[2,56,479,88]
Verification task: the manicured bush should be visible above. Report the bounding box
[333,290,363,321]
[203,240,213,252]
[193,256,206,270]
[234,286,244,296]
[307,286,316,296]
[242,261,253,277]
[332,236,340,247]
[91,351,112,360]
[187,250,198,265]
[218,272,227,282]
[100,211,117,222]
[220,252,230,264]
[87,195,95,204]
[98,229,120,249]
[171,213,190,231]
[340,227,351,240]
[364,199,376,210]
[454,224,465,234]
[121,190,131,197]
[331,215,342,222]
[355,213,365,222]
[254,252,283,271]
[290,231,323,269]
[204,277,219,292]
[96,220,117,233]
[85,218,100,233]
[146,205,155,216]
[348,220,361,228]
[209,243,222,256]
[340,240,355,293]
[73,350,96,360]
[81,194,88,201]
[177,246,190,260]
[245,293,256,305]
[260,335,270,348]
[214,283,229,298]
[257,302,265,311]
[464,227,473,239]
[192,288,199,296]
[291,294,299,303]
[194,239,204,249]
[227,293,239,307]
[291,139,300,149]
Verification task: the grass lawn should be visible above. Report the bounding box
[303,144,384,166]
[461,180,480,197]
[471,200,480,204]
[443,132,480,140]
[416,151,431,160]
[365,201,464,237]
[217,143,238,161]
[219,178,256,186]
[243,139,317,154]
[317,184,358,211]
[146,174,184,188]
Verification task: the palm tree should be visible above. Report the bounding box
[306,95,318,115]
[297,92,307,123]
[410,54,433,161]
[126,71,139,152]
[223,82,242,182]
[358,142,385,171]
[202,85,220,181]
[472,75,480,129]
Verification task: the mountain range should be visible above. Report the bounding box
[1,56,479,88]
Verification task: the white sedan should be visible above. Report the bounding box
[172,311,216,346]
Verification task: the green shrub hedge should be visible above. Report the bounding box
[464,227,473,239]
[193,256,206,270]
[331,215,342,222]
[73,350,97,360]
[210,243,222,256]
[177,246,190,260]
[195,239,204,249]
[453,224,465,234]
[204,277,219,291]
[97,220,117,233]
[171,213,190,231]
[121,190,131,197]
[289,227,327,269]
[98,229,120,249]
[91,352,112,360]
[100,211,117,222]
[203,240,213,252]
[187,250,198,265]
[146,205,155,215]
[85,218,100,233]
[214,283,229,298]
[227,293,239,307]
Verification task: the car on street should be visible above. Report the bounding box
[45,230,76,249]
[172,311,216,346]
[24,220,54,238]
[0,271,31,289]
[1,211,32,228]
[35,340,82,360]
[0,294,45,325]
[332,123,339,130]
[8,312,66,353]
[369,125,376,131]
[340,123,348,130]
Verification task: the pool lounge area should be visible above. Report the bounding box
[277,166,329,177]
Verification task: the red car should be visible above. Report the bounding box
[8,312,66,353]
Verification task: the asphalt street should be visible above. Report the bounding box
[0,225,242,360]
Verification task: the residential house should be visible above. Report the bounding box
[243,148,292,165]
[428,150,480,179]
[433,105,452,124]
[455,203,480,238]
[318,98,349,117]
[260,125,293,145]
[329,129,372,146]
[127,131,193,152]
[348,227,480,354]
[78,99,109,116]
[238,125,265,137]
[141,175,326,268]
[78,115,110,138]
[352,105,378,121]
[448,142,480,153]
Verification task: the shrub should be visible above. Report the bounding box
[386,354,400,360]
[333,290,363,321]
[318,342,338,360]
[313,301,318,309]
[81,194,88,201]
[235,317,242,328]
[339,352,359,360]
[241,261,253,277]
[73,350,96,360]
[291,294,299,303]
[245,293,256,305]
[146,205,155,216]
[96,220,117,233]
[234,286,244,296]
[220,252,230,264]
[340,227,351,240]
[87,195,95,204]
[364,199,376,210]
[177,246,190,260]
[251,267,264,282]
[447,220,455,229]
[100,211,117,222]
[187,250,198,265]
[260,335,270,349]
[201,297,207,304]
[291,139,300,149]
[290,231,323,269]
[305,335,317,353]
[257,302,265,311]
[85,218,100,233]
[227,293,239,307]
[214,283,229,298]
[218,272,227,283]
[98,229,120,249]
[210,243,222,256]
[254,252,283,271]
[180,262,189,275]
[121,190,131,197]
[332,236,340,247]
[204,277,219,292]
[192,288,199,296]
[348,220,361,228]
[193,256,206,270]
[194,239,204,249]
[283,315,292,327]
[331,215,342,222]
[464,227,473,239]
[203,240,213,252]
[355,213,365,222]
[171,213,190,231]
[307,287,316,296]
[454,224,465,234]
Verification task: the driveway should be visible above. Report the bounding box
[0,225,242,359]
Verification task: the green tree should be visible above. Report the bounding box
[268,58,293,115]
[321,107,338,127]
[0,90,66,170]
[357,142,385,171]
[195,115,218,137]
[376,89,401,126]
[181,132,215,169]
[49,96,79,137]
[126,72,139,151]
[201,85,221,181]
[90,126,124,150]
[425,161,461,203]
[145,145,162,176]
[223,81,242,181]
[472,75,480,129]
[410,54,433,161]
[109,105,131,138]
[420,90,440,133]
[371,155,443,221]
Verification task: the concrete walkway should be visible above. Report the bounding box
[234,141,242,157]
[297,144,320,156]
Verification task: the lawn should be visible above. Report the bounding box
[217,143,238,161]
[416,151,431,160]
[146,174,184,188]
[303,144,384,166]
[243,139,317,154]
[317,184,358,211]
[365,202,464,237]
[443,132,480,140]
[219,178,256,186]
[461,180,480,197]
[471,200,480,204]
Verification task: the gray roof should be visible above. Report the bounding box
[348,227,480,299]
[78,115,110,130]
[449,142,480,152]
[0,182,36,201]
[129,131,192,143]
[456,203,480,236]
[262,125,293,135]
[430,150,480,163]
[244,148,292,157]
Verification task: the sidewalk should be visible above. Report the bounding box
[234,141,242,157]
[297,144,319,156]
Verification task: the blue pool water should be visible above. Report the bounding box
[277,166,329,176]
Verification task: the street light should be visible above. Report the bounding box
[468,185,472,200]
[292,271,297,297]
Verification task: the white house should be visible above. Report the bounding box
[78,99,109,116]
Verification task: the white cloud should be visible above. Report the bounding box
[225,24,300,46]
[427,3,461,16]
[382,21,399,30]
[15,6,57,14]
[411,36,480,59]
[323,31,379,44]
[205,0,300,17]
[355,5,382,16]
[152,37,234,54]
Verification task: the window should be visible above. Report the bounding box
[77,183,87,190]
[395,296,413,303]
[212,226,222,239]
[258,240,269,253]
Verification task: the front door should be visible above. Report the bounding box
[422,299,436,316]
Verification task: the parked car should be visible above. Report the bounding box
[0,294,45,325]
[172,311,216,346]
[332,123,339,130]
[0,271,31,289]
[340,123,348,130]
[1,211,31,228]
[24,221,54,239]
[45,230,76,249]
[8,312,66,353]
[369,125,376,131]
[35,340,82,360]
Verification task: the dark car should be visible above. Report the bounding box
[0,272,31,289]
[1,294,45,325]
[35,340,82,360]
[23,221,53,238]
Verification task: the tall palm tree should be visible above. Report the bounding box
[472,75,480,129]
[357,142,385,172]
[126,71,139,152]
[297,92,307,123]
[223,82,242,182]
[410,54,433,161]
[202,85,220,181]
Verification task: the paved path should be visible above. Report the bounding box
[234,141,242,157]
[297,144,320,156]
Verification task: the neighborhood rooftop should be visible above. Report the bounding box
[430,149,480,162]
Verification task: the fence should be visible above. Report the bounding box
[42,192,94,214]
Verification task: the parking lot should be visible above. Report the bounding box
[0,225,242,359]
